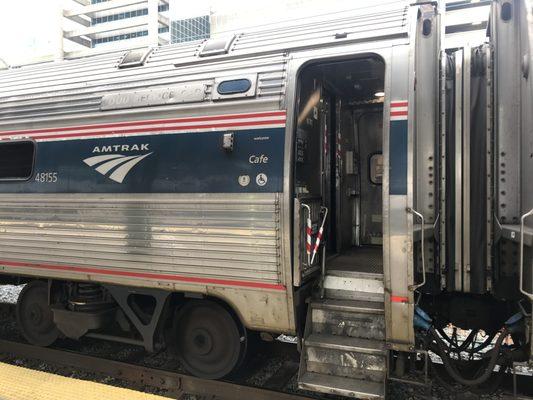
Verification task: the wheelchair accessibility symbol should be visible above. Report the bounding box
[256,173,268,187]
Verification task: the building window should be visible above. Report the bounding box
[171,15,210,44]
[91,7,159,25]
[0,141,35,180]
[93,30,149,46]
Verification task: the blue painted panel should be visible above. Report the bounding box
[389,120,408,195]
[0,128,285,193]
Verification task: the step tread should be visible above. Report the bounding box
[323,275,384,291]
[327,269,384,280]
[324,290,385,302]
[311,298,385,314]
[299,371,385,399]
[306,333,386,355]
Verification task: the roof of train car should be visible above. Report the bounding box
[0,2,409,127]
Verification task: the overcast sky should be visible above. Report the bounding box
[0,0,370,64]
[0,0,487,66]
[0,0,64,64]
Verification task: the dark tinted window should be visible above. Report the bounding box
[369,153,383,185]
[501,2,512,21]
[217,79,252,95]
[0,141,35,180]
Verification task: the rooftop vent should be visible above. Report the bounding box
[199,35,236,57]
[118,48,153,69]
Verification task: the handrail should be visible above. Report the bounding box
[519,208,533,300]
[316,207,328,299]
[310,207,328,265]
[407,207,426,291]
[320,245,327,299]
[301,203,312,266]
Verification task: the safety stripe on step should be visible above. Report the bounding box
[391,295,409,303]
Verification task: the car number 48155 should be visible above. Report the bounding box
[34,172,58,183]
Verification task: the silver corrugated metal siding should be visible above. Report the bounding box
[0,193,282,285]
[0,2,409,127]
[0,3,409,330]
[0,51,287,123]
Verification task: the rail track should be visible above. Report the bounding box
[1,301,533,400]
[0,301,314,400]
[0,337,314,400]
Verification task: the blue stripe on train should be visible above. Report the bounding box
[389,120,408,195]
[0,128,285,194]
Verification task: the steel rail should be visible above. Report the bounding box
[0,303,531,398]
[0,338,315,400]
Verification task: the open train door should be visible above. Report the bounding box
[384,1,441,351]
[490,0,533,362]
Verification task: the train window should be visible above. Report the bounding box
[217,79,252,95]
[369,153,383,185]
[212,74,257,100]
[0,140,35,180]
[501,2,512,21]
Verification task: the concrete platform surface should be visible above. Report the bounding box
[0,362,167,400]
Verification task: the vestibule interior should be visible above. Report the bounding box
[294,57,385,275]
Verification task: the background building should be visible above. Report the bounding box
[61,0,170,58]
[0,0,490,65]
[208,0,361,36]
[167,0,361,44]
[168,1,210,44]
[170,15,210,44]
[168,0,490,46]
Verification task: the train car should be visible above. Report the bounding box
[0,0,531,398]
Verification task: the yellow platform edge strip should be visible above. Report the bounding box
[0,362,168,400]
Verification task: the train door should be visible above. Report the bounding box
[292,3,442,354]
[293,57,386,283]
[489,0,533,362]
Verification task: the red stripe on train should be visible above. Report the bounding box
[0,260,286,291]
[390,101,408,107]
[0,110,287,137]
[390,111,408,117]
[33,119,286,140]
[391,295,409,303]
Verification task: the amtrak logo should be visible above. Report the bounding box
[83,153,152,183]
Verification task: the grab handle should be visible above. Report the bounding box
[519,208,533,300]
[301,203,312,266]
[407,207,426,291]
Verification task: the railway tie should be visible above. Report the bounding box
[0,339,315,400]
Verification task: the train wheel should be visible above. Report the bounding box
[174,300,246,379]
[16,281,59,346]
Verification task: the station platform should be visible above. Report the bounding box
[0,362,167,400]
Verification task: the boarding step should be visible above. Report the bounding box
[327,269,384,280]
[306,333,386,355]
[305,333,387,382]
[323,274,384,301]
[299,298,387,398]
[312,304,385,340]
[311,298,385,314]
[299,372,385,399]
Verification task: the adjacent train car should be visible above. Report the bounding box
[0,0,531,398]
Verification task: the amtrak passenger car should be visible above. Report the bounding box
[0,1,532,398]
